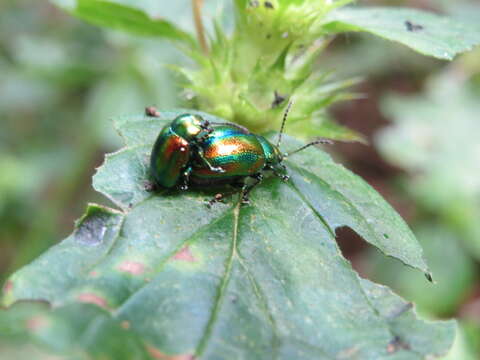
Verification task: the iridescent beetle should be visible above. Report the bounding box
[148,103,331,204]
[148,111,224,190]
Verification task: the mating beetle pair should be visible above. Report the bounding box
[147,104,331,204]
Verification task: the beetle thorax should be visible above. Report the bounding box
[171,114,206,141]
[255,135,283,166]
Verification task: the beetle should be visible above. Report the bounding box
[147,104,331,205]
[148,111,225,190]
[188,103,331,204]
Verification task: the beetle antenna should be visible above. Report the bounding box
[276,100,293,148]
[284,138,333,158]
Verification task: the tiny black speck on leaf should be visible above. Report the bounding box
[405,20,424,32]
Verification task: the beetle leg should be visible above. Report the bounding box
[179,167,192,191]
[207,174,263,207]
[197,127,214,143]
[272,164,289,182]
[196,148,225,173]
[241,173,264,204]
[265,164,289,182]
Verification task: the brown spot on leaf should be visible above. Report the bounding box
[146,346,194,360]
[121,320,131,330]
[77,293,109,309]
[2,281,13,294]
[26,316,48,332]
[118,261,146,275]
[173,246,196,262]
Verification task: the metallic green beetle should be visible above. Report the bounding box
[148,104,332,204]
[189,108,331,204]
[188,124,286,186]
[149,112,224,189]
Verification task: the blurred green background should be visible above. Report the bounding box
[0,0,479,358]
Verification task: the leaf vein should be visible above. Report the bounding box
[195,199,241,357]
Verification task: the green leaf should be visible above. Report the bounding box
[376,71,480,259]
[444,322,479,360]
[1,111,454,358]
[367,224,476,316]
[50,0,196,45]
[322,7,480,60]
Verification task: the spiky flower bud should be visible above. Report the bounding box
[174,0,363,142]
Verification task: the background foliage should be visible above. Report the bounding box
[0,0,479,358]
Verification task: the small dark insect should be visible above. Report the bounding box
[249,0,259,8]
[405,20,424,32]
[271,90,287,108]
[264,1,274,9]
[145,106,160,117]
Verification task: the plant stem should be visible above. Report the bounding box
[192,0,209,54]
